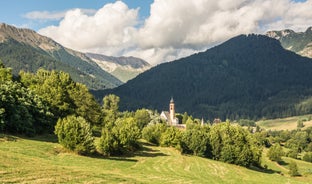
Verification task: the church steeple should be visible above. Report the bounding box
[169,97,175,125]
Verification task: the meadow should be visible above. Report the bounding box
[257,114,312,131]
[1,134,312,184]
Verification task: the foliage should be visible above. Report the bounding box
[0,80,54,135]
[101,94,120,128]
[288,161,300,177]
[208,122,262,167]
[181,122,211,157]
[54,115,95,155]
[160,126,182,148]
[97,117,141,156]
[267,144,284,162]
[142,123,167,145]
[20,69,101,125]
[303,152,312,163]
[297,119,304,128]
[286,148,299,159]
[134,109,151,130]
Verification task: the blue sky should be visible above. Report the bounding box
[0,0,311,65]
[0,0,153,30]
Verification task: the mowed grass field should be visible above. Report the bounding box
[1,134,312,184]
[257,114,312,131]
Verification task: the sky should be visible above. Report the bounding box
[0,0,311,65]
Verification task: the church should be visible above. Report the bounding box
[160,97,179,126]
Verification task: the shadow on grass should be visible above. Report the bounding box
[0,134,18,142]
[134,145,168,158]
[248,165,283,175]
[27,134,58,143]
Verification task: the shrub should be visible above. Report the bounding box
[303,152,312,163]
[97,117,141,156]
[288,161,300,177]
[142,123,167,145]
[267,144,284,162]
[54,115,95,155]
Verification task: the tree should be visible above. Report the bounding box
[267,144,284,162]
[288,161,300,177]
[209,122,262,167]
[181,122,211,157]
[68,83,101,126]
[54,115,95,155]
[182,112,188,124]
[160,126,182,148]
[97,117,141,156]
[303,152,312,163]
[297,120,304,129]
[134,109,151,130]
[142,123,167,145]
[101,94,120,127]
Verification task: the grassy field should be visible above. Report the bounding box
[1,134,312,183]
[257,114,312,131]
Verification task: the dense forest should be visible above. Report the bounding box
[102,34,312,120]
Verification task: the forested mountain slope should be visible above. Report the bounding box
[0,23,122,89]
[105,34,312,120]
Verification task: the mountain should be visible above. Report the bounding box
[0,23,122,89]
[103,34,312,120]
[266,27,312,58]
[86,53,151,83]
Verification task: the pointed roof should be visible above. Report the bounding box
[170,97,174,103]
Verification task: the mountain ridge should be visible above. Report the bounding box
[103,34,312,120]
[86,53,151,82]
[0,23,123,89]
[266,27,312,58]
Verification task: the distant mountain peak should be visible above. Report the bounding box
[86,53,151,82]
[0,23,122,89]
[266,26,312,57]
[0,23,60,51]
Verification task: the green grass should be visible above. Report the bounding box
[257,114,312,131]
[1,134,312,183]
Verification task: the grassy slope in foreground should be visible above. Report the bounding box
[257,114,312,131]
[1,135,312,184]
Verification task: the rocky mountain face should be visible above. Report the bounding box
[104,34,312,120]
[86,53,151,83]
[0,23,123,89]
[266,27,312,58]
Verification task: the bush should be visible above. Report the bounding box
[54,115,95,155]
[303,152,312,163]
[288,161,300,177]
[142,123,167,145]
[267,144,284,162]
[287,149,298,159]
[97,117,141,156]
[160,126,182,148]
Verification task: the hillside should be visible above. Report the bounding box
[103,34,312,120]
[0,23,122,89]
[257,114,312,131]
[266,27,312,58]
[1,135,312,183]
[86,53,151,82]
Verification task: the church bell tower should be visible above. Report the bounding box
[169,97,175,125]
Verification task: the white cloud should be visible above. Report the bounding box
[24,9,96,21]
[38,0,312,65]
